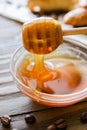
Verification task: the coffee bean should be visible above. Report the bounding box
[80,112,87,123]
[25,114,36,124]
[55,118,67,130]
[47,124,56,130]
[0,115,11,127]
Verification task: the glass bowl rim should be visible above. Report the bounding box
[10,38,87,103]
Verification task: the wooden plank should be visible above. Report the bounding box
[0,83,19,95]
[0,16,22,42]
[1,101,87,130]
[0,90,49,116]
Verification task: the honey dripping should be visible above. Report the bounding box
[20,17,83,94]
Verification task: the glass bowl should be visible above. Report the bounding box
[10,38,87,107]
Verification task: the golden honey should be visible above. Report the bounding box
[17,54,87,94]
[18,18,87,95]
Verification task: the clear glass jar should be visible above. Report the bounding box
[10,38,87,107]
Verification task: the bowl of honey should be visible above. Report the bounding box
[11,38,87,107]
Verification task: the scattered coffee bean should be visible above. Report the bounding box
[0,115,11,127]
[25,114,36,124]
[80,112,87,123]
[55,118,67,130]
[47,124,56,130]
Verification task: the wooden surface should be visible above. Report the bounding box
[0,13,87,130]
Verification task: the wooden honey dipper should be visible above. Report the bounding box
[22,17,87,54]
[21,17,85,92]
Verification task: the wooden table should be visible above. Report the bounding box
[0,14,87,130]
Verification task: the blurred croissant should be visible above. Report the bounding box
[63,0,87,26]
[28,0,78,13]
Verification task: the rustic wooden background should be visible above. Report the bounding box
[0,1,87,130]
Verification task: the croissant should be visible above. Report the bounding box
[28,0,78,13]
[63,0,87,26]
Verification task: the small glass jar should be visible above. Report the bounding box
[10,38,87,107]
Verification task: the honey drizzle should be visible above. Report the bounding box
[33,54,44,91]
[34,54,44,71]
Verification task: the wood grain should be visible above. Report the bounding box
[1,101,87,130]
[0,9,87,130]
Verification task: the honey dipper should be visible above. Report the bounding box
[22,17,87,54]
